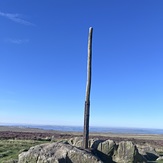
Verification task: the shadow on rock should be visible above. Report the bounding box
[143,152,158,161]
[58,157,73,163]
[95,150,116,163]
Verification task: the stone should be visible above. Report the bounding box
[68,137,100,149]
[68,137,83,147]
[93,139,116,162]
[157,156,163,161]
[3,159,18,163]
[97,139,116,156]
[18,142,103,163]
[112,141,146,163]
[137,144,159,161]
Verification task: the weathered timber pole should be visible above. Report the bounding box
[83,27,93,149]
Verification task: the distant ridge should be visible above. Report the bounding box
[1,123,163,134]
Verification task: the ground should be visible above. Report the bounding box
[0,126,163,163]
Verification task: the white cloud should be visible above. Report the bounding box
[5,38,29,44]
[0,11,34,26]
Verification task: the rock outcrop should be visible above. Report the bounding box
[18,137,151,163]
[68,137,146,163]
[112,141,145,163]
[18,142,102,163]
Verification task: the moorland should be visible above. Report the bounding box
[0,126,163,163]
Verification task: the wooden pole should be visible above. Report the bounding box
[83,27,93,149]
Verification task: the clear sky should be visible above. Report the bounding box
[0,0,163,129]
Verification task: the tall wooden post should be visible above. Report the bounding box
[83,27,93,149]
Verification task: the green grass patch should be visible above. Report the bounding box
[147,161,163,163]
[0,139,50,163]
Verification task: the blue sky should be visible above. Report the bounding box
[0,0,163,129]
